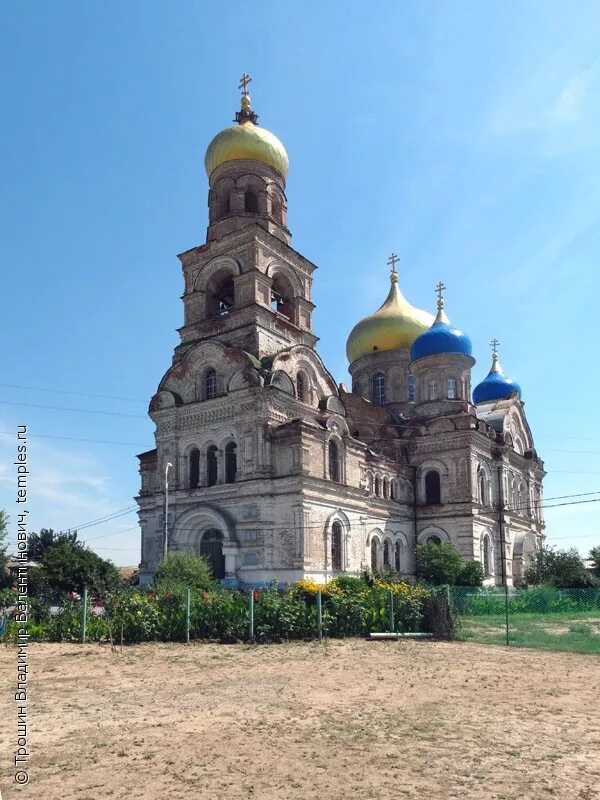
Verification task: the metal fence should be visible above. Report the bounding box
[448,586,600,654]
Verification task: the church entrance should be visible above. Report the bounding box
[199,529,225,579]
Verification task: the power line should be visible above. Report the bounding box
[0,399,146,419]
[0,431,150,447]
[0,382,147,404]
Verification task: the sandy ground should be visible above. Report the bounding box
[1,640,599,800]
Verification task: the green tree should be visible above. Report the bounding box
[28,528,79,562]
[154,552,216,591]
[416,541,464,585]
[31,541,119,599]
[458,560,485,587]
[588,546,600,580]
[524,546,596,589]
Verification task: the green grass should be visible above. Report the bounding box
[457,611,600,654]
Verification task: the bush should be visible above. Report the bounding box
[525,546,597,589]
[154,553,216,592]
[458,561,485,587]
[416,542,464,585]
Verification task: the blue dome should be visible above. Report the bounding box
[410,316,472,361]
[473,356,522,404]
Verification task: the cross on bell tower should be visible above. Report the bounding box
[235,72,258,124]
[435,281,446,311]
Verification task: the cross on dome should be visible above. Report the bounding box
[238,73,252,96]
[435,281,446,310]
[490,337,500,354]
[387,253,399,283]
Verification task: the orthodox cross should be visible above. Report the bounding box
[435,281,446,306]
[239,73,252,97]
[490,338,500,355]
[387,252,399,274]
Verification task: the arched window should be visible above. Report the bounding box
[479,470,487,505]
[296,372,307,402]
[209,274,235,316]
[407,373,416,403]
[394,541,401,572]
[205,369,217,400]
[328,440,341,482]
[374,476,381,497]
[428,535,442,546]
[200,529,225,579]
[206,445,218,487]
[424,470,441,504]
[351,379,360,395]
[370,538,378,571]
[428,380,439,401]
[447,378,457,399]
[189,448,200,489]
[390,480,395,500]
[331,522,343,571]
[383,540,391,568]
[383,477,389,499]
[244,190,259,213]
[482,535,492,577]
[225,442,237,484]
[270,273,294,320]
[373,373,386,405]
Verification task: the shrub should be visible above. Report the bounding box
[458,561,485,587]
[416,542,464,585]
[154,553,216,592]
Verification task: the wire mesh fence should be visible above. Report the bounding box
[448,586,600,654]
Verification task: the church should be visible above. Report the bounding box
[136,78,546,587]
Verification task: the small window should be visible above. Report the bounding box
[394,542,401,572]
[428,381,439,401]
[390,480,396,500]
[189,448,200,489]
[482,535,492,576]
[351,379,360,395]
[332,522,343,571]
[225,442,237,484]
[383,540,390,568]
[427,535,442,546]
[205,369,217,400]
[328,440,341,482]
[370,538,378,571]
[374,476,381,497]
[206,445,218,487]
[244,190,259,213]
[447,378,457,399]
[373,373,386,405]
[383,477,389,499]
[407,373,415,402]
[296,372,307,403]
[424,470,441,504]
[479,471,487,505]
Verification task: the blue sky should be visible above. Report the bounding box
[1,1,599,565]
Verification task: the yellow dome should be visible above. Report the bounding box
[204,119,289,178]
[346,273,434,363]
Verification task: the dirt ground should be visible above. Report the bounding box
[1,640,599,800]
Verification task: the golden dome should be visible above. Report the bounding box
[204,91,289,178]
[346,272,434,363]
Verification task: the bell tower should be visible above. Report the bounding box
[174,77,317,362]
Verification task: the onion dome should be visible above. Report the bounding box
[410,283,472,360]
[346,261,434,364]
[204,75,289,179]
[473,342,522,404]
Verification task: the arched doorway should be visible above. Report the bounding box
[199,529,225,579]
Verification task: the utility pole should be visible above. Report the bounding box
[164,462,173,560]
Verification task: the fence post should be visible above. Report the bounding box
[248,590,254,642]
[316,590,323,640]
[81,588,88,644]
[504,582,510,646]
[185,587,191,645]
[388,590,395,633]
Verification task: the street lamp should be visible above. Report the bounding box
[164,462,173,560]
